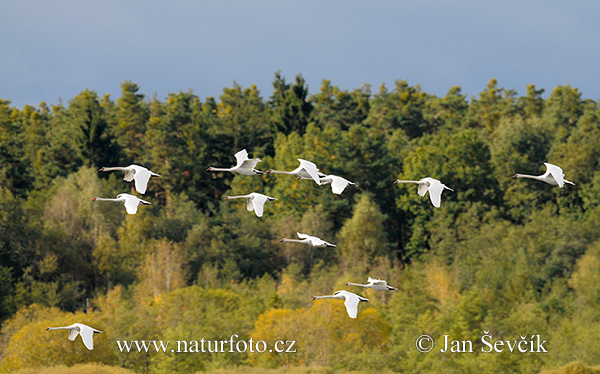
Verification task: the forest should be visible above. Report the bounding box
[1,74,600,374]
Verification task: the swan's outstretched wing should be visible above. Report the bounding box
[68,328,80,341]
[427,181,445,208]
[545,163,566,188]
[330,176,352,195]
[417,181,430,197]
[245,196,255,212]
[79,326,95,350]
[121,195,149,214]
[123,168,136,182]
[298,159,321,184]
[234,149,249,167]
[123,199,139,214]
[367,277,386,286]
[133,168,152,194]
[297,232,310,239]
[238,158,262,174]
[343,294,361,319]
[251,194,269,217]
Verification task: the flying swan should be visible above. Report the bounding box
[319,174,356,195]
[224,192,277,217]
[92,193,151,214]
[346,277,397,291]
[512,162,575,188]
[45,323,102,350]
[280,232,336,247]
[312,290,369,319]
[206,149,264,175]
[99,164,160,194]
[394,177,453,208]
[267,158,324,185]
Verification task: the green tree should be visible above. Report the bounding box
[269,72,313,135]
[114,81,149,161]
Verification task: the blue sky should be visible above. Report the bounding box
[2,0,600,108]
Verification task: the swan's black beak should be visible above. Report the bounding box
[92,197,97,201]
[393,180,399,184]
[311,296,317,301]
[224,197,229,200]
[511,174,518,179]
[206,167,212,171]
[279,239,284,242]
[266,170,272,173]
[98,168,104,172]
[45,327,50,330]
[345,282,349,285]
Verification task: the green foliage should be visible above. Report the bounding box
[2,76,600,373]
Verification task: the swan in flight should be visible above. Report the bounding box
[280,232,336,247]
[319,174,356,195]
[224,192,277,217]
[346,277,397,291]
[312,290,369,319]
[267,158,324,184]
[99,164,160,194]
[206,149,264,175]
[45,323,102,350]
[512,162,575,188]
[92,193,151,214]
[394,177,453,208]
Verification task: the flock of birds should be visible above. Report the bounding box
[47,150,575,348]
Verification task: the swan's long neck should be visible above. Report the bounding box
[225,195,248,200]
[46,326,70,331]
[514,173,542,180]
[313,294,342,300]
[93,197,121,202]
[346,282,368,287]
[268,169,294,175]
[101,166,127,172]
[394,180,421,184]
[281,238,306,243]
[209,167,233,172]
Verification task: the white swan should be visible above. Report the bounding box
[99,164,160,194]
[394,177,453,208]
[312,290,369,319]
[93,193,151,214]
[206,149,264,175]
[45,323,102,350]
[280,232,336,247]
[224,192,277,217]
[512,162,575,188]
[267,158,324,184]
[346,277,397,291]
[319,174,356,195]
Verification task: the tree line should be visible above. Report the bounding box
[1,74,600,373]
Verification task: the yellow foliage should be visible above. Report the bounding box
[0,312,116,372]
[11,363,136,374]
[539,362,600,374]
[425,259,460,311]
[250,302,389,369]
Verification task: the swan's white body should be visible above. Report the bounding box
[394,177,453,208]
[312,290,369,319]
[45,323,102,350]
[93,193,151,214]
[512,162,575,188]
[207,149,264,175]
[225,192,277,217]
[99,164,160,194]
[267,158,324,184]
[280,232,336,247]
[346,277,397,291]
[319,174,356,195]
